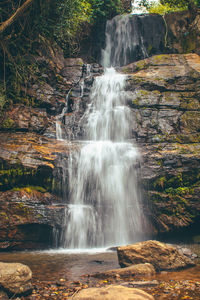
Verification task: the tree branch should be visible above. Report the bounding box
[0,0,34,35]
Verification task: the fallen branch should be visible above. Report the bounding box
[0,0,34,35]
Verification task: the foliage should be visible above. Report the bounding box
[89,0,125,23]
[161,0,200,9]
[138,0,200,14]
[148,1,185,14]
[0,0,126,108]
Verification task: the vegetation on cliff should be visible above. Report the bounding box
[138,0,200,14]
[0,0,129,112]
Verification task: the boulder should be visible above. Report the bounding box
[92,263,155,279]
[0,262,32,294]
[117,240,195,271]
[73,285,154,300]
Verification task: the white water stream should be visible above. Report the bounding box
[57,17,145,249]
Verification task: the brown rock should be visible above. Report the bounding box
[118,53,200,236]
[73,285,154,300]
[65,58,84,67]
[92,263,155,279]
[0,105,50,133]
[0,290,8,299]
[0,189,66,250]
[0,262,32,294]
[117,240,195,271]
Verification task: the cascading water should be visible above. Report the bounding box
[59,14,147,249]
[101,14,148,68]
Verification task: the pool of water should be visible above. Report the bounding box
[0,243,200,283]
[0,249,119,282]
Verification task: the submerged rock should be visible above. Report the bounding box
[91,263,155,279]
[117,240,195,271]
[0,262,32,295]
[73,285,154,300]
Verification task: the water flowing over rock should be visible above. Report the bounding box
[101,14,165,67]
[0,11,200,250]
[61,68,145,248]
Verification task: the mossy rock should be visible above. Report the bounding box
[1,118,15,129]
[180,111,200,133]
[0,160,55,193]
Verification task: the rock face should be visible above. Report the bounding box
[0,189,66,250]
[0,53,200,249]
[165,10,200,55]
[0,16,200,249]
[120,53,200,235]
[73,285,154,300]
[0,262,32,294]
[0,132,76,250]
[117,240,195,271]
[0,39,102,250]
[92,263,155,279]
[102,14,166,67]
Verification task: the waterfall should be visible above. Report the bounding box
[101,14,148,68]
[101,13,166,67]
[58,14,148,249]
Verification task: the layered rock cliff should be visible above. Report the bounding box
[121,53,200,236]
[0,11,200,250]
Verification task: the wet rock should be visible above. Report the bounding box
[0,188,66,250]
[0,132,77,250]
[0,105,50,133]
[73,285,154,300]
[0,262,32,294]
[121,280,159,287]
[165,10,199,55]
[61,67,82,83]
[175,245,198,260]
[91,263,155,279]
[117,240,195,271]
[103,14,166,67]
[119,53,200,235]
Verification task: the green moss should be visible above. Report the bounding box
[147,44,152,54]
[2,118,15,129]
[135,61,147,71]
[167,173,183,188]
[181,111,200,133]
[13,186,47,193]
[165,186,189,196]
[15,202,32,216]
[138,89,150,96]
[0,211,9,220]
[132,98,140,105]
[0,160,54,193]
[153,176,166,189]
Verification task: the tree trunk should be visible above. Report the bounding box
[0,0,35,35]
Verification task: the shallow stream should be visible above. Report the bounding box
[1,243,200,283]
